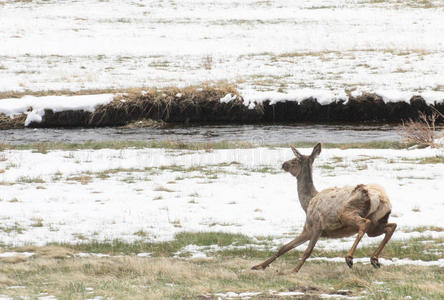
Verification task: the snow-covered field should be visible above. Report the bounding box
[1,0,443,100]
[1,1,443,298]
[1,146,443,252]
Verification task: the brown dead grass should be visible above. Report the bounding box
[16,245,74,259]
[0,256,28,264]
[0,82,238,100]
[0,274,14,286]
[66,175,93,185]
[0,245,442,299]
[0,113,26,129]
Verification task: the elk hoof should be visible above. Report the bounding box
[345,256,353,268]
[251,264,265,270]
[371,257,381,268]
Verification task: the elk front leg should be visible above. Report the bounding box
[252,230,309,270]
[291,228,321,273]
[369,223,397,268]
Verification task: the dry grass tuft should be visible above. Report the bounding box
[67,175,93,185]
[16,246,74,259]
[38,247,74,259]
[0,274,15,285]
[0,255,28,264]
[154,186,176,193]
[0,113,26,130]
[336,276,370,289]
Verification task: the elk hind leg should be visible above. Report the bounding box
[367,222,397,268]
[340,185,372,268]
[342,215,371,268]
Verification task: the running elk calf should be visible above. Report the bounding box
[252,143,396,273]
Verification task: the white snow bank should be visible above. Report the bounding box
[367,90,444,104]
[420,91,444,104]
[221,89,444,109]
[243,89,348,106]
[0,94,114,126]
[346,89,444,105]
[237,89,347,109]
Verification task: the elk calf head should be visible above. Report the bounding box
[282,143,322,177]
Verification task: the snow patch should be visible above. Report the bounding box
[0,252,34,258]
[220,93,237,103]
[1,1,443,95]
[213,290,360,299]
[434,137,444,147]
[320,294,361,299]
[1,147,443,247]
[275,291,305,296]
[241,89,347,108]
[137,252,152,257]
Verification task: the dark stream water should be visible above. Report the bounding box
[0,123,402,145]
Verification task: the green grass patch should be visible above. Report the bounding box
[51,232,255,256]
[0,222,26,234]
[213,237,444,262]
[0,140,413,152]
[331,156,344,163]
[318,164,335,170]
[47,233,444,262]
[402,226,444,233]
[248,166,280,174]
[400,155,444,164]
[16,176,45,184]
[419,156,444,164]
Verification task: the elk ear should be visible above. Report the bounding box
[290,144,302,158]
[310,143,322,160]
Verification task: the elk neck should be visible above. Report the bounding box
[296,162,318,212]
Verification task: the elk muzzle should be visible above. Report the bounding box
[282,162,290,171]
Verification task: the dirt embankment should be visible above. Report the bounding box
[1,87,443,129]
